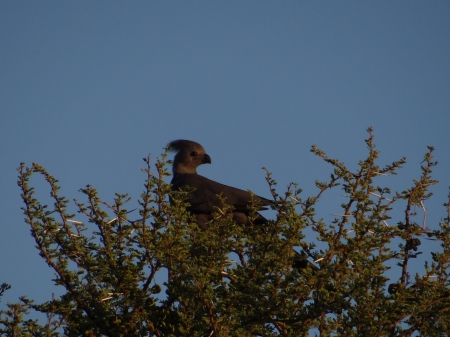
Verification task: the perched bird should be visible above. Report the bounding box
[168,139,271,229]
[168,139,318,271]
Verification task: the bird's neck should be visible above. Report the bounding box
[172,163,197,175]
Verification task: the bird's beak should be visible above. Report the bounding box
[202,153,212,164]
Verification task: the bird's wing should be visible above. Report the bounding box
[171,174,272,214]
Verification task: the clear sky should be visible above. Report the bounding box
[1,2,449,311]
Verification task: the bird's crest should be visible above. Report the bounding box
[167,139,202,152]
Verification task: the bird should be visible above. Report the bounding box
[168,139,272,229]
[168,139,318,271]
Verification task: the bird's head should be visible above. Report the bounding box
[168,139,211,175]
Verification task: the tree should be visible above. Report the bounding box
[2,128,450,336]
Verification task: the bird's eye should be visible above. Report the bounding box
[190,151,198,157]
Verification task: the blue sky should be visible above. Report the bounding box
[1,1,449,311]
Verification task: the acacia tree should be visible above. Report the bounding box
[2,128,450,336]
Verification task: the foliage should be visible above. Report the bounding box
[2,128,450,336]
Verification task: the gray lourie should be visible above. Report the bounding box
[168,139,271,229]
[167,139,318,271]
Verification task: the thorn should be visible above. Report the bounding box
[67,219,83,224]
[107,217,118,225]
[369,192,392,201]
[420,200,427,229]
[289,196,300,203]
